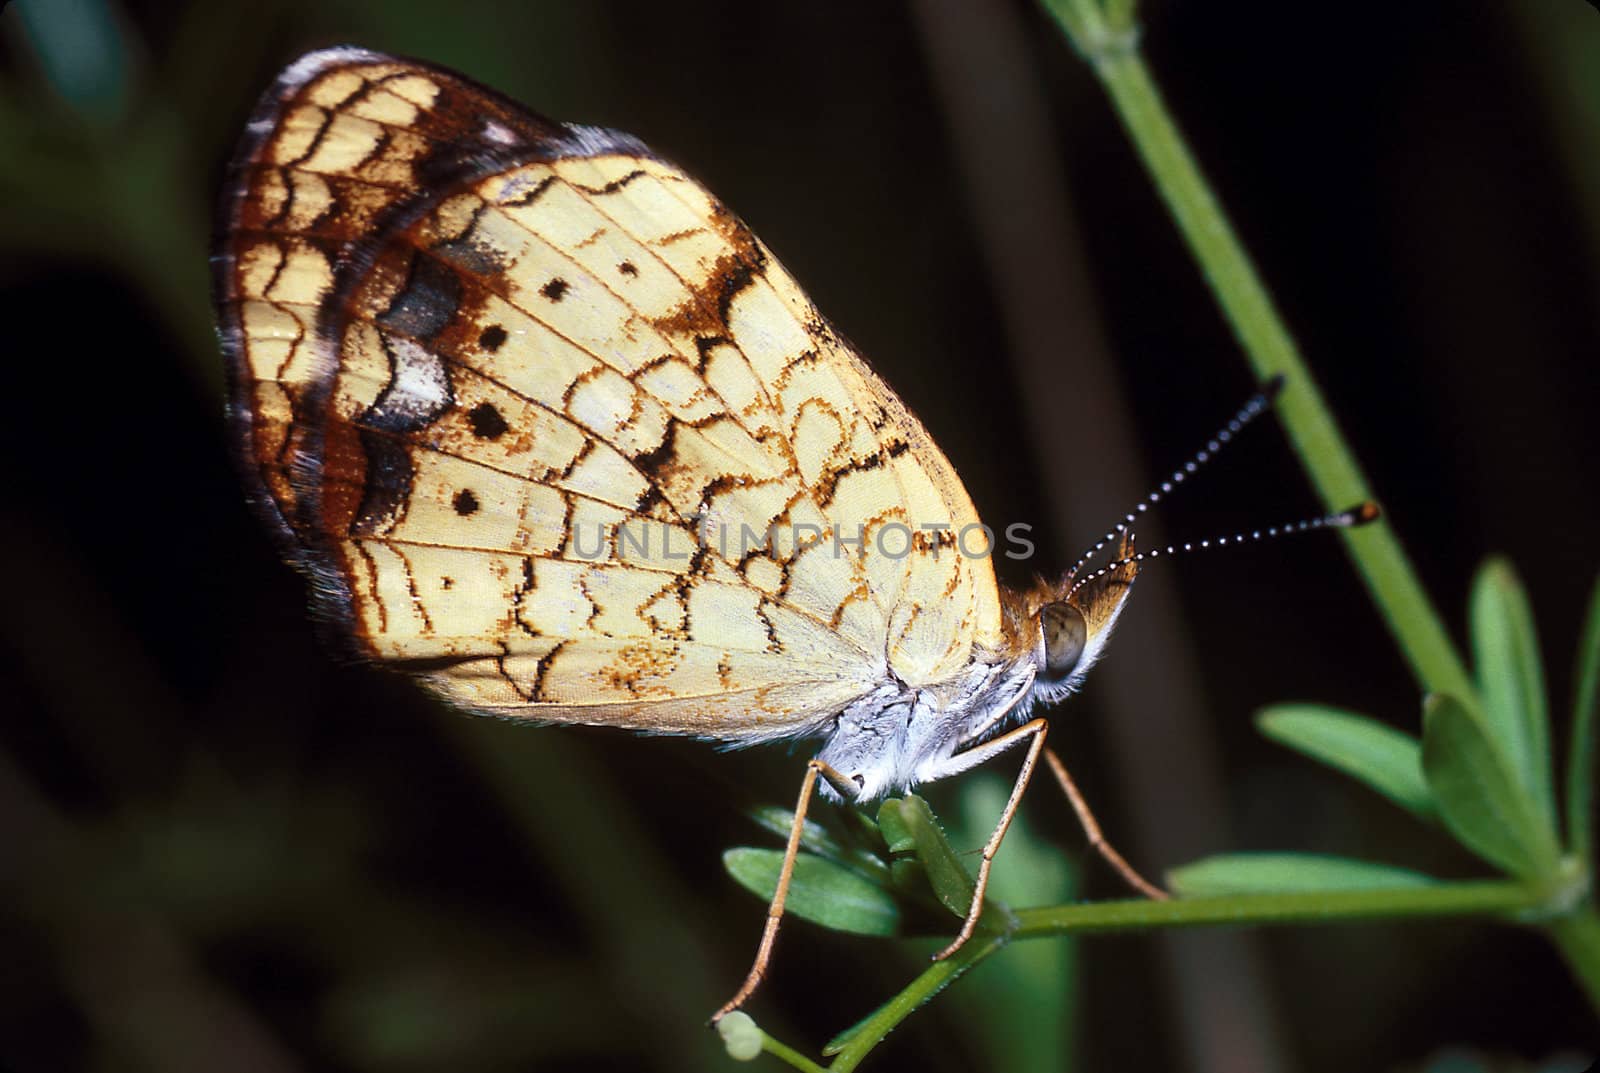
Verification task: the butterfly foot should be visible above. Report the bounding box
[930,926,977,963]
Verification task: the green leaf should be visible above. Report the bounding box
[955,775,1074,910]
[876,799,915,855]
[722,849,901,937]
[1568,573,1600,869]
[748,806,845,859]
[14,0,132,122]
[747,806,888,884]
[952,776,1075,1073]
[1257,704,1435,821]
[1421,693,1561,880]
[840,806,887,853]
[895,795,977,919]
[1470,558,1557,830]
[1168,853,1437,897]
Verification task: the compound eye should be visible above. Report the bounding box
[1039,602,1087,682]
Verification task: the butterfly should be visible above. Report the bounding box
[214,46,1167,1020]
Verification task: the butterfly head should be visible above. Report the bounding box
[1025,531,1139,706]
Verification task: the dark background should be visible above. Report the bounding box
[2,2,1598,1071]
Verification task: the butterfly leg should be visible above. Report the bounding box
[925,717,1052,962]
[711,757,860,1023]
[1043,746,1168,901]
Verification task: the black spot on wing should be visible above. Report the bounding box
[466,401,509,440]
[478,324,508,352]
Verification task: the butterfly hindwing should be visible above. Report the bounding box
[215,47,1006,738]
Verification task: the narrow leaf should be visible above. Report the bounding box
[841,806,887,853]
[953,776,1075,1073]
[1568,573,1600,869]
[748,806,888,884]
[876,798,916,855]
[1257,704,1435,820]
[748,806,846,860]
[722,848,900,936]
[1421,693,1560,879]
[896,795,976,918]
[14,0,131,121]
[888,858,929,897]
[1169,853,1437,897]
[956,774,1074,909]
[1470,558,1557,830]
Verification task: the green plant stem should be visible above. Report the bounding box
[1039,1,1476,708]
[761,1032,830,1073]
[1099,0,1139,33]
[761,879,1561,1068]
[1012,880,1548,934]
[825,934,1003,1072]
[1546,909,1600,1014]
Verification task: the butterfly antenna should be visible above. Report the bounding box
[1064,374,1286,582]
[1066,501,1381,601]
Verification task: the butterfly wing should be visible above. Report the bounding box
[215,48,1004,739]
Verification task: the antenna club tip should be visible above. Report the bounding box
[1262,373,1287,400]
[1346,501,1382,525]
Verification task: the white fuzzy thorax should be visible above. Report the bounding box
[812,588,1134,801]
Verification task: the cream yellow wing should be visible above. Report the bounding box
[214,47,1004,739]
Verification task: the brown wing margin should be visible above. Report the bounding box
[211,46,656,654]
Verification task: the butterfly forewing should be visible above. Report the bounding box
[215,47,1005,739]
